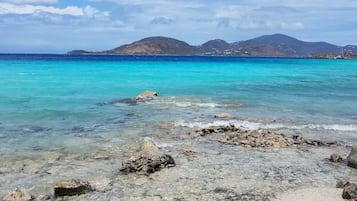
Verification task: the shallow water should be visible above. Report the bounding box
[0,55,357,200]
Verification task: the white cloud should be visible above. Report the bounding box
[0,2,107,17]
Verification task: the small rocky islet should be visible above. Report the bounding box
[2,91,357,201]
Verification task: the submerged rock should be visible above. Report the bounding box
[2,188,33,201]
[23,125,49,133]
[347,146,357,169]
[342,183,357,199]
[109,98,138,106]
[120,154,175,175]
[329,154,343,163]
[54,179,92,197]
[214,113,235,119]
[135,91,158,102]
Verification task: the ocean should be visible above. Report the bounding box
[1,54,357,200]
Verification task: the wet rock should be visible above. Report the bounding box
[329,153,343,163]
[347,146,357,169]
[135,91,158,102]
[120,154,175,175]
[182,149,199,156]
[342,183,357,199]
[140,138,160,154]
[193,124,336,148]
[214,113,235,119]
[2,188,33,201]
[54,179,92,197]
[336,179,350,188]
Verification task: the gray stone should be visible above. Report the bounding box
[329,153,343,163]
[2,188,33,201]
[342,183,357,199]
[347,146,357,169]
[139,138,159,154]
[336,179,350,188]
[54,179,92,197]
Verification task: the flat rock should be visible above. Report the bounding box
[2,188,32,201]
[135,91,158,101]
[54,179,92,197]
[347,146,357,169]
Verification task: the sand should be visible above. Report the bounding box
[273,187,344,201]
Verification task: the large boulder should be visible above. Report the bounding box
[54,179,92,197]
[347,146,357,169]
[135,91,158,101]
[2,188,32,201]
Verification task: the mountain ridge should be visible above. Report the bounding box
[68,34,357,58]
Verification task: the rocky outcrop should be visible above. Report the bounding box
[336,179,350,188]
[54,179,92,197]
[347,146,357,169]
[192,124,337,148]
[2,188,33,201]
[135,91,158,102]
[120,138,175,175]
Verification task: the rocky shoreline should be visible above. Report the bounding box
[1,92,357,201]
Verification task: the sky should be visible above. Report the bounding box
[0,0,356,53]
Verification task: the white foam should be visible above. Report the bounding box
[175,120,357,132]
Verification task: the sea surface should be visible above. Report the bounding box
[1,54,357,200]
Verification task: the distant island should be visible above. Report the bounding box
[68,33,357,58]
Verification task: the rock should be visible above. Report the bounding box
[347,146,357,169]
[54,179,92,197]
[336,179,350,188]
[214,113,235,119]
[140,138,160,154]
[109,98,138,106]
[120,154,175,175]
[329,154,343,163]
[342,183,357,199]
[135,91,158,101]
[182,149,198,156]
[2,188,33,201]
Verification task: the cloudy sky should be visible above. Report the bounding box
[0,0,356,53]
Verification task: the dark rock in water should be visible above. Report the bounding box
[336,179,350,188]
[110,98,138,106]
[23,125,49,133]
[54,179,92,197]
[347,146,357,169]
[120,154,175,175]
[329,154,343,163]
[2,188,33,201]
[342,183,357,199]
[72,126,85,132]
[135,91,158,102]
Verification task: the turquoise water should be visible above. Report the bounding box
[1,55,357,199]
